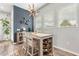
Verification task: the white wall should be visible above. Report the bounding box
[35,3,79,54]
[54,27,79,53]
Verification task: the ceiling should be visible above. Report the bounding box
[14,3,45,11]
[50,3,76,10]
[0,3,45,13]
[0,3,76,14]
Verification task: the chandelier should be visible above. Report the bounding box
[28,4,38,16]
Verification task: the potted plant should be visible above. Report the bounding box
[1,18,10,40]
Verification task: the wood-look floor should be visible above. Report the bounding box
[0,40,77,56]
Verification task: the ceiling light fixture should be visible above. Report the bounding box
[28,4,38,16]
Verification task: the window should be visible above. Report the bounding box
[58,5,78,27]
[0,21,3,40]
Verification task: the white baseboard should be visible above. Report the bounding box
[54,46,79,56]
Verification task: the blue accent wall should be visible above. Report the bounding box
[13,6,34,41]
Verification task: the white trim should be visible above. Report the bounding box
[54,46,79,56]
[11,6,14,42]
